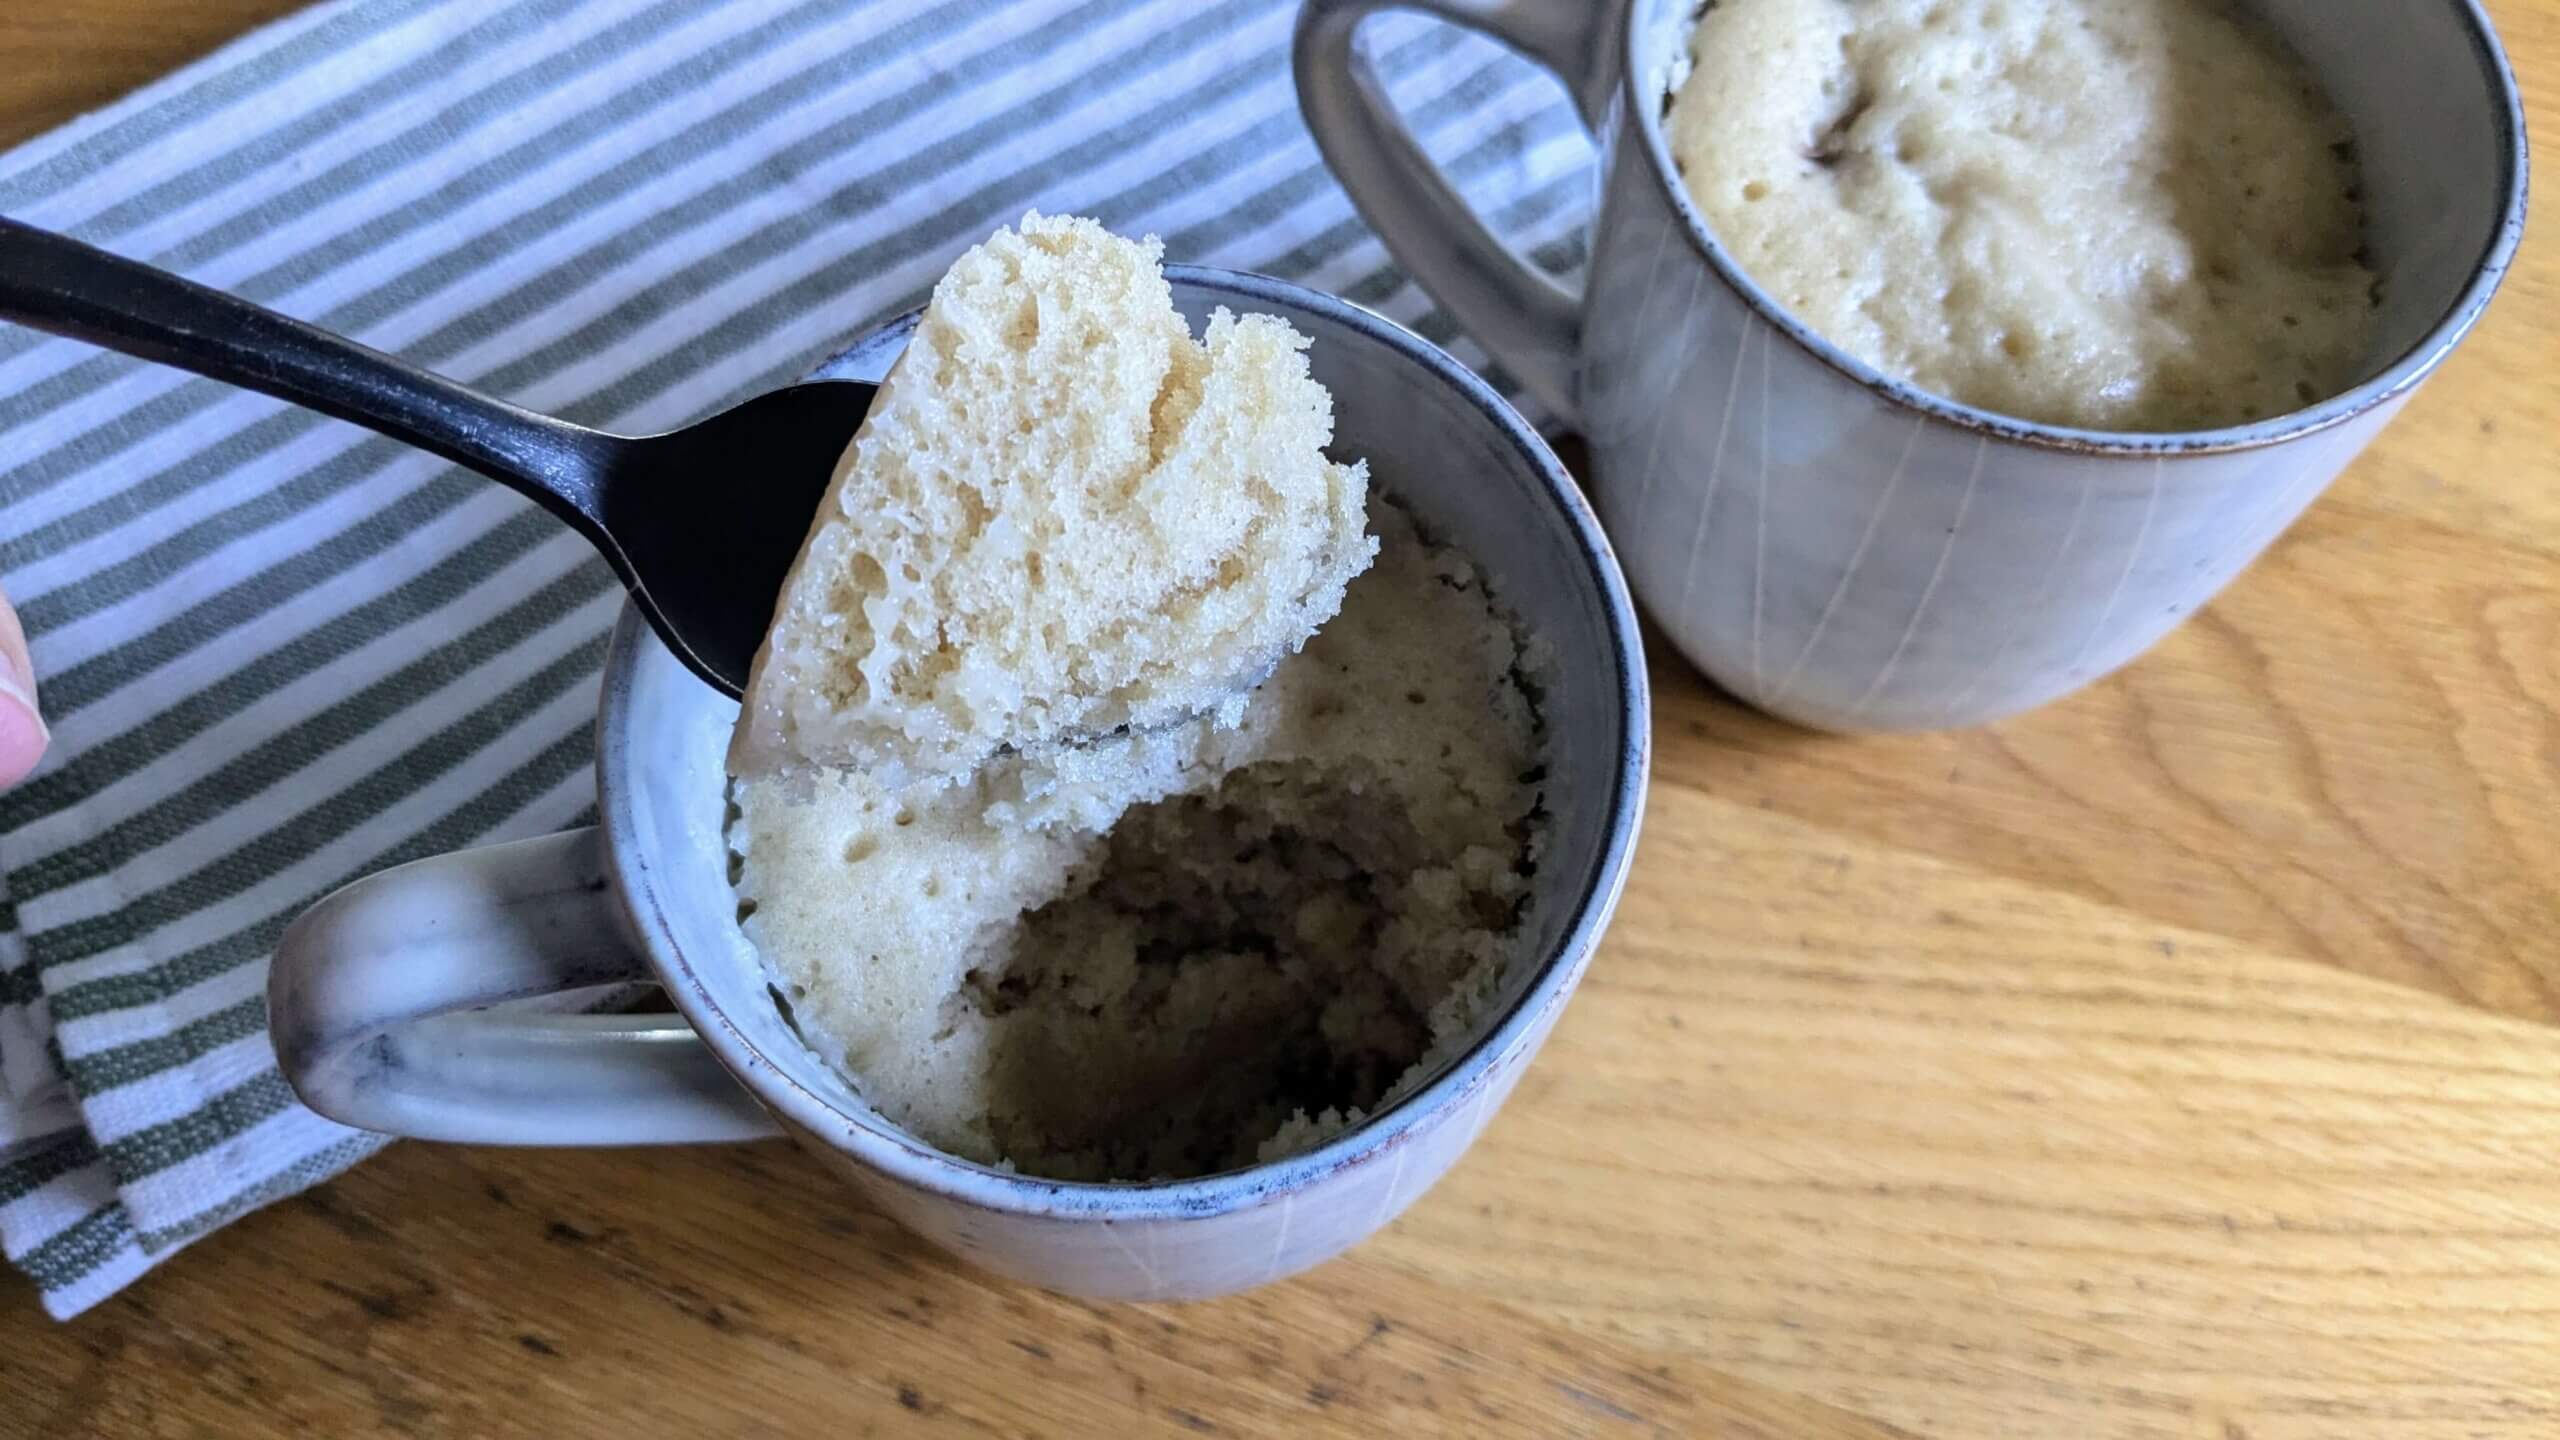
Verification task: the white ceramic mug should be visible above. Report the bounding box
[1297,0,2529,729]
[268,268,1650,1301]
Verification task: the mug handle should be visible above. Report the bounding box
[1292,0,1622,425]
[269,828,783,1145]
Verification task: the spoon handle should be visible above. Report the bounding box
[0,215,619,538]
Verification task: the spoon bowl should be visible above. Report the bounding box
[595,380,872,694]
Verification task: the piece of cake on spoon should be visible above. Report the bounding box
[729,212,1375,785]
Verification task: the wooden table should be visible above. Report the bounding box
[1,3,2554,1435]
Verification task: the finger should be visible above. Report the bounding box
[0,590,49,788]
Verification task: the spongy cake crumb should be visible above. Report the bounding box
[729,505,1544,1180]
[1665,0,2376,431]
[730,213,1375,782]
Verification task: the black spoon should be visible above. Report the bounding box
[0,216,872,698]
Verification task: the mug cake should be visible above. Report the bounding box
[1664,0,2379,431]
[726,216,1552,1181]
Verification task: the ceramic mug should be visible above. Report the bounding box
[268,267,1650,1301]
[1296,0,2528,730]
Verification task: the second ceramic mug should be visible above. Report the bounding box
[267,267,1650,1301]
[1297,0,2528,730]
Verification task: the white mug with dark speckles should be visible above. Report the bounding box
[1297,0,2528,729]
[269,268,1649,1302]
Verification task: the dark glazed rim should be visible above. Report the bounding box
[601,264,1652,1222]
[1621,0,2531,456]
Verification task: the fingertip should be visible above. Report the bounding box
[0,685,49,789]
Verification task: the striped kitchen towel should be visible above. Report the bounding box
[0,0,1592,1317]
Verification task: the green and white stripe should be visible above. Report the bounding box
[0,0,1591,1318]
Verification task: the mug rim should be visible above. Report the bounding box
[597,264,1651,1222]
[1616,0,2531,457]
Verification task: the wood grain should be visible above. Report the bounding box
[0,0,311,149]
[0,1137,1911,1440]
[0,1,2555,1436]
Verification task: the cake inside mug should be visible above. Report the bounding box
[724,215,1551,1181]
[1662,0,2381,432]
